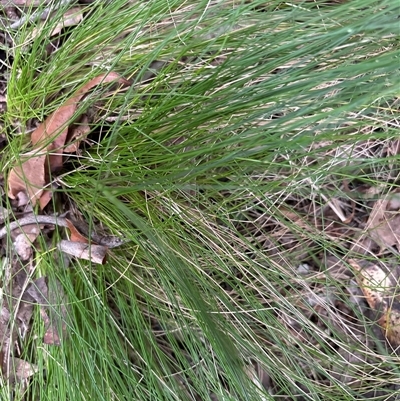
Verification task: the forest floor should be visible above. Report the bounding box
[0,1,399,400]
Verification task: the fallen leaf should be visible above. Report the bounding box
[364,199,400,253]
[7,357,38,382]
[350,259,400,348]
[14,233,37,260]
[7,153,46,204]
[8,72,130,208]
[31,71,130,172]
[15,301,34,340]
[11,223,42,260]
[25,277,68,346]
[23,277,49,305]
[66,218,90,244]
[39,189,53,210]
[0,306,12,373]
[40,308,62,346]
[44,278,69,345]
[0,206,11,224]
[64,114,90,153]
[16,190,30,207]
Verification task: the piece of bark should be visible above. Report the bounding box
[58,240,107,264]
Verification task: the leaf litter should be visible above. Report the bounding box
[0,2,398,399]
[0,70,130,388]
[218,133,400,395]
[8,71,130,207]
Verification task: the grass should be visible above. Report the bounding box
[0,0,399,399]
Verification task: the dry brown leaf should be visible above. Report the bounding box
[66,218,90,243]
[15,190,30,207]
[7,153,46,204]
[364,199,400,252]
[7,357,38,382]
[12,223,42,260]
[8,72,130,208]
[64,115,90,153]
[0,306,12,372]
[25,277,67,346]
[45,278,69,345]
[350,260,400,348]
[40,308,61,346]
[14,233,37,260]
[0,206,11,224]
[32,71,130,171]
[39,189,53,210]
[24,277,48,305]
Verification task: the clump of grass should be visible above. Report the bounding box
[1,0,399,400]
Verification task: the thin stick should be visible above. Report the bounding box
[10,0,74,30]
[0,214,126,248]
[0,215,69,239]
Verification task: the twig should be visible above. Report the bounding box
[10,0,74,30]
[0,214,127,248]
[0,215,69,239]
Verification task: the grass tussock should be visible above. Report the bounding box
[0,0,399,400]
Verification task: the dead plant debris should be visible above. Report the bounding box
[8,71,130,207]
[0,1,398,399]
[0,70,130,387]
[350,259,400,348]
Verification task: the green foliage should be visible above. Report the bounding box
[1,0,399,400]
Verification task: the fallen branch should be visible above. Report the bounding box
[0,214,126,248]
[0,215,69,239]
